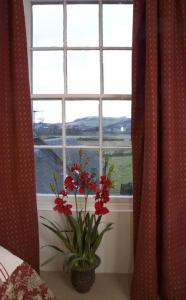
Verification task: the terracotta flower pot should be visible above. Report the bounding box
[70,255,100,293]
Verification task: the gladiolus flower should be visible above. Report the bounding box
[88,181,97,192]
[64,176,75,191]
[100,176,112,189]
[101,189,110,203]
[63,204,72,215]
[53,202,72,215]
[79,186,85,194]
[78,171,96,194]
[70,163,80,173]
[54,197,65,205]
[80,171,89,181]
[95,201,109,215]
[59,190,68,197]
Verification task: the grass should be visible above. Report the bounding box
[105,153,132,195]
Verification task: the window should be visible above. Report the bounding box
[26,0,133,198]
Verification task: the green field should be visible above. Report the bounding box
[77,134,131,147]
[104,152,132,195]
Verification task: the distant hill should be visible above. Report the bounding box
[66,116,131,133]
[34,116,131,137]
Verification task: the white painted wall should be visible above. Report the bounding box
[38,207,133,274]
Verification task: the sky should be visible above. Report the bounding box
[32,4,133,123]
[33,100,131,123]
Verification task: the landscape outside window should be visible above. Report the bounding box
[31,1,133,196]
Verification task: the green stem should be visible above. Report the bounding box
[84,194,88,217]
[74,191,78,220]
[53,173,59,195]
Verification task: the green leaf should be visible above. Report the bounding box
[66,215,82,255]
[53,172,59,181]
[91,223,113,253]
[79,148,84,157]
[41,244,65,254]
[40,216,60,232]
[89,214,94,230]
[91,215,102,245]
[78,211,83,232]
[41,221,75,253]
[49,183,55,193]
[66,255,88,270]
[107,164,114,179]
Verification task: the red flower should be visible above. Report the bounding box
[54,197,64,205]
[78,171,91,193]
[100,176,112,189]
[64,176,75,191]
[101,189,110,203]
[70,163,80,172]
[95,190,101,200]
[88,181,97,192]
[95,189,110,203]
[53,201,72,215]
[80,171,89,181]
[59,190,67,197]
[79,186,85,194]
[63,204,72,215]
[95,201,109,215]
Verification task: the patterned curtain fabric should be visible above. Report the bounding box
[0,1,39,271]
[131,0,186,299]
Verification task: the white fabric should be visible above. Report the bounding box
[0,246,23,282]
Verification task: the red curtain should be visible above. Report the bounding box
[0,1,39,271]
[132,0,186,299]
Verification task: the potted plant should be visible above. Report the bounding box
[41,149,113,293]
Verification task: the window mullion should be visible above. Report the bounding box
[99,0,103,177]
[99,97,103,178]
[64,0,67,95]
[63,0,67,179]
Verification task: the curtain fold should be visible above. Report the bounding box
[131,0,186,299]
[0,0,39,271]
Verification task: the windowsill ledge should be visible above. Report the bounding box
[37,194,133,212]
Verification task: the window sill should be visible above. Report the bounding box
[37,194,133,212]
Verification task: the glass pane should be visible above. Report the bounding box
[33,51,63,94]
[32,4,63,47]
[67,51,100,93]
[66,101,99,146]
[35,148,63,194]
[67,4,98,46]
[66,149,99,194]
[103,4,133,47]
[103,50,131,94]
[33,101,62,146]
[103,149,132,196]
[102,101,131,147]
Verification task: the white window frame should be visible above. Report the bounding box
[23,0,133,212]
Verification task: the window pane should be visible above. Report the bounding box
[103,101,131,147]
[33,101,62,146]
[32,4,63,47]
[67,4,98,46]
[103,149,132,196]
[66,101,99,146]
[33,51,64,94]
[103,4,133,47]
[35,148,63,194]
[67,51,100,93]
[103,50,131,94]
[66,148,99,194]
